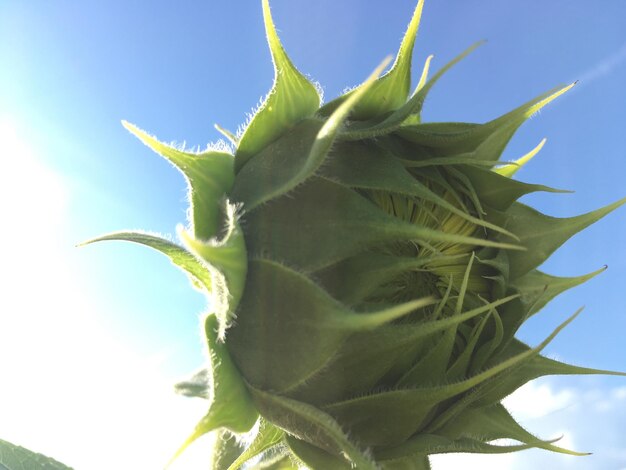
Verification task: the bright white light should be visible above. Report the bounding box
[0,116,206,469]
[503,381,574,421]
[431,451,517,470]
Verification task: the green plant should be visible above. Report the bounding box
[0,439,72,470]
[84,1,625,469]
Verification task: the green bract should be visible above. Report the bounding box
[86,1,625,468]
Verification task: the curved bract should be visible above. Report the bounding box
[87,1,625,469]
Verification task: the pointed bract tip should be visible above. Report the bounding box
[75,237,102,248]
[338,295,437,331]
[524,83,576,120]
[338,54,393,100]
[564,307,584,327]
[376,55,394,76]
[414,39,486,99]
[534,306,584,351]
[416,54,435,91]
[391,0,425,70]
[495,137,548,177]
[521,137,546,161]
[120,120,147,140]
[558,82,577,97]
[261,0,272,23]
[262,0,285,67]
[214,123,238,145]
[399,0,425,54]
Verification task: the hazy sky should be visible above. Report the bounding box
[1,1,625,468]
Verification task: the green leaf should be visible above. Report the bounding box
[339,42,484,140]
[0,439,72,470]
[375,434,532,461]
[258,453,298,470]
[475,247,509,282]
[398,122,480,141]
[314,251,466,306]
[323,310,578,446]
[495,198,626,279]
[227,420,285,470]
[227,258,434,392]
[243,177,522,273]
[80,231,212,294]
[399,155,502,168]
[455,251,476,316]
[169,315,258,466]
[397,56,434,126]
[122,121,234,240]
[424,310,584,432]
[511,266,606,317]
[233,118,322,207]
[249,387,377,470]
[285,436,352,470]
[494,138,546,178]
[472,338,626,407]
[381,455,432,470]
[235,0,321,172]
[445,253,492,358]
[396,326,456,388]
[317,0,425,120]
[231,57,392,211]
[288,294,517,405]
[436,404,587,455]
[214,123,238,146]
[210,431,245,470]
[531,350,626,378]
[179,201,247,335]
[321,141,516,239]
[469,309,505,375]
[447,313,491,380]
[461,164,568,211]
[397,84,574,160]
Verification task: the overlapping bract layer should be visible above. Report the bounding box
[85,1,625,469]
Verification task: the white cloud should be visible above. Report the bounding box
[574,42,626,87]
[503,381,575,421]
[611,386,626,401]
[432,378,626,470]
[431,451,517,470]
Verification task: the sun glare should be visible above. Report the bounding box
[0,116,206,469]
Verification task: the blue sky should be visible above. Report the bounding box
[1,1,625,468]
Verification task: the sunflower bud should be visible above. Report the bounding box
[86,1,625,468]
